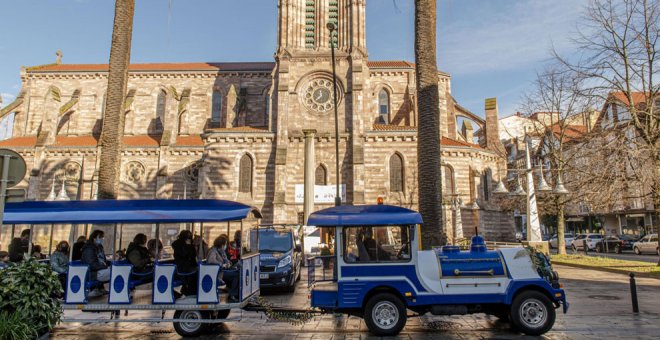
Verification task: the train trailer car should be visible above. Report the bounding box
[306,205,568,336]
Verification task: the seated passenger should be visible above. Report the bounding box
[207,235,240,303]
[71,236,86,261]
[31,245,46,260]
[147,238,163,261]
[172,230,198,296]
[81,230,111,292]
[227,230,241,265]
[9,229,32,262]
[126,233,153,280]
[193,235,209,261]
[0,251,9,269]
[50,241,70,290]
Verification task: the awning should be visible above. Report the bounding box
[566,217,585,222]
[2,199,262,224]
[307,205,423,227]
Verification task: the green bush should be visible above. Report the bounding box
[0,259,63,335]
[0,311,38,340]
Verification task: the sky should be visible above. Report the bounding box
[0,0,588,137]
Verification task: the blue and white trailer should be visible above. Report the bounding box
[1,199,262,337]
[307,205,568,336]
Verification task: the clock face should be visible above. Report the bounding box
[302,79,335,113]
[313,88,331,104]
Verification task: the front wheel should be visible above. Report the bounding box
[615,245,622,254]
[364,293,407,336]
[510,291,556,336]
[595,244,602,253]
[634,247,641,255]
[173,310,209,337]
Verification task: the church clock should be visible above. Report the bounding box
[302,79,335,113]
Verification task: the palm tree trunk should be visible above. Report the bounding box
[415,0,445,249]
[97,0,135,200]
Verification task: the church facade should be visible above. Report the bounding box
[0,0,513,243]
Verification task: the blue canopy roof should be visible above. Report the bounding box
[2,199,261,225]
[307,205,423,227]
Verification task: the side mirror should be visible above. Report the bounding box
[294,244,302,253]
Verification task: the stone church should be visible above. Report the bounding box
[0,0,513,243]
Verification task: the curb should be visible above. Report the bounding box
[552,261,660,280]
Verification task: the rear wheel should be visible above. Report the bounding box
[510,291,556,336]
[364,293,407,336]
[173,310,208,337]
[614,245,622,254]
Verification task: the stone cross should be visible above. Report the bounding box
[55,50,63,64]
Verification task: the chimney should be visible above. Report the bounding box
[484,98,506,155]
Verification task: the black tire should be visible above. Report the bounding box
[364,293,407,336]
[571,244,577,252]
[615,245,622,254]
[173,310,208,337]
[510,290,556,336]
[634,247,641,255]
[595,244,602,253]
[286,281,296,293]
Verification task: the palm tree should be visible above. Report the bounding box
[415,0,445,248]
[97,0,135,199]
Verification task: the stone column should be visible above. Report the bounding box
[303,129,316,225]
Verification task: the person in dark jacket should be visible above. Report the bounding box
[126,233,153,281]
[8,229,31,262]
[71,236,86,261]
[172,230,198,296]
[81,230,110,284]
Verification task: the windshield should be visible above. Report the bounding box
[258,229,293,253]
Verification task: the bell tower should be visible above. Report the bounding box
[277,0,366,54]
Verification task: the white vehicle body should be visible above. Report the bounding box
[633,234,659,255]
[571,234,603,250]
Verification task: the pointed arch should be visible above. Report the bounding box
[238,153,253,193]
[155,88,167,132]
[315,164,328,185]
[211,90,223,126]
[389,153,404,192]
[482,168,492,201]
[378,88,391,124]
[442,164,455,196]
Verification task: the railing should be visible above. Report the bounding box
[306,255,335,288]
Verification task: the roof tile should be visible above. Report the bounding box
[175,134,204,146]
[0,136,37,148]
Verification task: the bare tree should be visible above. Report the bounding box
[98,0,135,199]
[520,65,597,254]
[556,0,659,263]
[415,0,445,248]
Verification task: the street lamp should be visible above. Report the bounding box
[494,136,569,243]
[327,22,341,207]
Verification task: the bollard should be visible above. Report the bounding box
[583,239,588,255]
[629,272,639,313]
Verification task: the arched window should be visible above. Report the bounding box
[442,165,455,195]
[378,89,390,124]
[482,169,491,201]
[264,94,270,126]
[389,153,404,192]
[177,112,186,135]
[211,91,222,125]
[315,165,327,185]
[238,154,253,193]
[156,89,167,131]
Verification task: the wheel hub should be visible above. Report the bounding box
[372,301,399,330]
[180,311,203,333]
[519,299,547,328]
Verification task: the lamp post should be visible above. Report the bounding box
[494,138,568,247]
[327,22,341,207]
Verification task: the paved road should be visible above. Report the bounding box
[51,264,660,339]
[551,248,659,263]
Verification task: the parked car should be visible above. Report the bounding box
[618,234,638,250]
[570,234,604,251]
[549,233,575,249]
[257,226,303,292]
[595,236,624,254]
[633,234,659,255]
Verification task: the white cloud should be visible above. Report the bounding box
[439,0,586,75]
[0,92,16,105]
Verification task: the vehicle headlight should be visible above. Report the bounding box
[278,255,292,268]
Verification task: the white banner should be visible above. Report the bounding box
[295,184,346,204]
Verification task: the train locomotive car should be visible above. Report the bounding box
[307,205,567,336]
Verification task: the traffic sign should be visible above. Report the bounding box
[0,148,26,188]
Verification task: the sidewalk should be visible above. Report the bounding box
[52,265,660,339]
